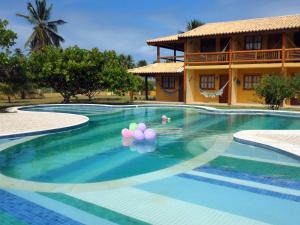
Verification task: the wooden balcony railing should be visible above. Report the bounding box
[232,49,281,63]
[158,55,184,62]
[185,52,229,65]
[285,48,300,62]
[184,48,300,66]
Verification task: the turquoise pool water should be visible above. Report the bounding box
[1,105,300,184]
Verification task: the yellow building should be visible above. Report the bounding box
[129,14,300,106]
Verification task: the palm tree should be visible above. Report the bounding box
[186,19,204,31]
[16,0,66,51]
[178,19,204,33]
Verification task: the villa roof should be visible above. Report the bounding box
[128,62,184,75]
[179,14,300,38]
[147,14,300,46]
[147,34,179,44]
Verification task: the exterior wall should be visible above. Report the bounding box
[187,70,231,104]
[235,68,281,104]
[155,75,179,101]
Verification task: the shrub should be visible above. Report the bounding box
[255,74,294,110]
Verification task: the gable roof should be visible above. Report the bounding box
[179,14,300,38]
[147,34,179,44]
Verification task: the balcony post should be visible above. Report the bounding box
[228,37,233,105]
[173,49,176,62]
[183,41,187,103]
[145,75,148,100]
[157,46,160,63]
[282,32,286,71]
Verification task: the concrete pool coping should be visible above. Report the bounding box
[0,108,89,139]
[234,130,300,158]
[0,103,299,192]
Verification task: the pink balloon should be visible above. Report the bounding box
[144,128,156,141]
[137,123,147,132]
[133,130,145,141]
[122,137,133,147]
[162,115,167,120]
[121,128,133,138]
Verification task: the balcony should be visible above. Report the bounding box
[184,48,300,66]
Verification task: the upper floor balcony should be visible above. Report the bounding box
[184,48,300,66]
[147,14,300,68]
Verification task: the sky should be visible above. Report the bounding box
[1,0,300,63]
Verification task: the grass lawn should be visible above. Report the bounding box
[1,92,300,112]
[0,93,137,111]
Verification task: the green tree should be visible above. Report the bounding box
[79,48,105,101]
[136,59,147,67]
[0,19,17,49]
[28,46,140,103]
[178,19,204,33]
[0,19,17,71]
[102,51,142,98]
[255,74,294,110]
[0,19,18,103]
[119,54,135,69]
[102,67,142,97]
[28,46,88,103]
[17,0,66,51]
[290,74,300,98]
[186,19,204,31]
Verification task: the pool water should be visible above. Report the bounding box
[1,105,300,184]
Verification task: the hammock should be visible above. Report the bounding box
[159,83,180,96]
[199,81,229,98]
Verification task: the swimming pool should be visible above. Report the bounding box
[1,105,300,185]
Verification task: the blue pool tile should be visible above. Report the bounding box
[179,173,300,202]
[137,175,300,225]
[0,189,82,225]
[195,166,300,190]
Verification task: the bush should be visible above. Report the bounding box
[255,74,294,110]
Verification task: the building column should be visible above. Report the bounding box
[145,75,148,100]
[183,41,187,103]
[173,49,176,62]
[228,37,233,105]
[231,69,238,105]
[157,46,160,63]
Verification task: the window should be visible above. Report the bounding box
[200,75,215,90]
[201,38,216,52]
[244,74,261,89]
[161,76,175,89]
[245,35,262,50]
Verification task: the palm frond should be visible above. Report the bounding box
[48,19,67,26]
[27,2,40,21]
[18,0,66,51]
[16,13,37,24]
[36,0,46,20]
[45,3,53,21]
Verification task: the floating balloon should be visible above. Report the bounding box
[144,128,156,141]
[122,137,133,147]
[137,123,147,132]
[133,129,145,141]
[162,115,167,120]
[129,122,137,131]
[121,128,133,138]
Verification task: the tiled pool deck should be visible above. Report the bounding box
[1,104,300,224]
